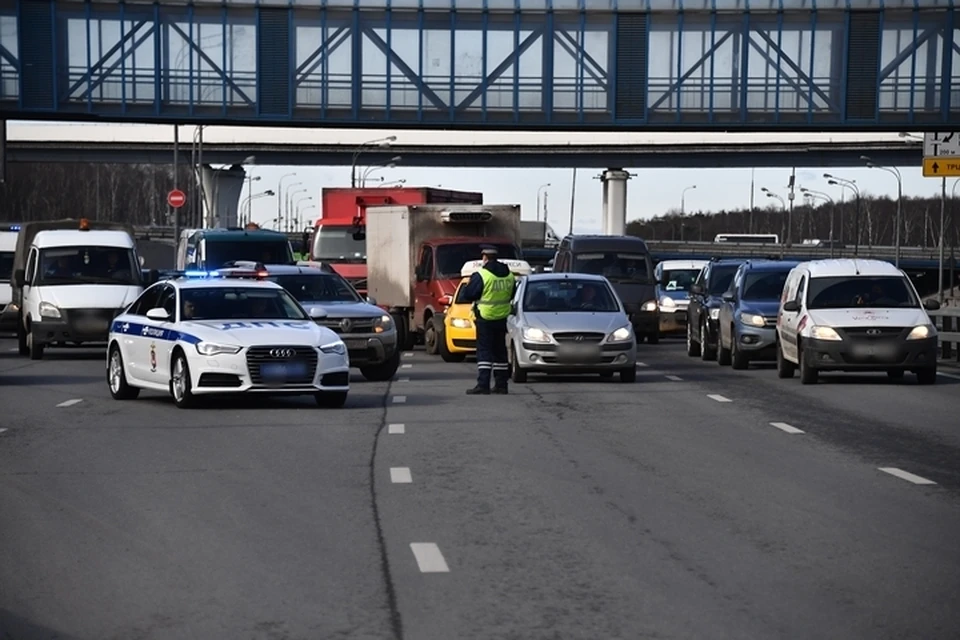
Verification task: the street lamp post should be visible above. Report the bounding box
[240,189,275,225]
[800,187,837,258]
[360,156,402,187]
[761,187,786,257]
[295,196,314,230]
[536,183,551,222]
[824,174,861,256]
[861,155,903,267]
[287,187,308,232]
[283,182,304,232]
[277,172,297,234]
[681,185,697,216]
[351,136,397,187]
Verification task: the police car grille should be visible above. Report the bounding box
[553,332,605,344]
[246,346,318,385]
[315,317,377,334]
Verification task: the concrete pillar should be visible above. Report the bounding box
[199,164,246,228]
[600,168,631,235]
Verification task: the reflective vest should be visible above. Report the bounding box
[476,267,515,320]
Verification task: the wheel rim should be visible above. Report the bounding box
[172,357,186,401]
[109,350,123,393]
[425,325,435,349]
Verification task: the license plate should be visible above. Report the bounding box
[556,343,602,362]
[345,339,368,350]
[852,343,897,359]
[260,362,308,382]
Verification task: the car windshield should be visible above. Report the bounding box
[573,252,650,283]
[742,270,790,301]
[807,275,919,309]
[271,273,361,303]
[205,240,294,268]
[661,268,701,292]
[37,246,141,286]
[0,251,13,281]
[523,279,620,312]
[435,244,519,279]
[454,279,472,304]
[708,265,740,295]
[313,227,366,262]
[180,287,308,321]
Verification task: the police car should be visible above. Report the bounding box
[105,271,350,408]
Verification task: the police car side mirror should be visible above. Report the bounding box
[923,299,941,311]
[782,300,800,313]
[146,307,170,321]
[13,269,24,288]
[308,306,328,320]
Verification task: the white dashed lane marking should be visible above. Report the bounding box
[665,375,683,381]
[636,362,649,368]
[0,428,7,434]
[390,467,413,483]
[770,422,805,434]
[397,377,411,383]
[401,363,413,369]
[56,399,83,408]
[388,423,405,434]
[878,467,937,485]
[410,543,450,573]
[403,352,414,357]
[392,396,407,404]
[707,394,732,403]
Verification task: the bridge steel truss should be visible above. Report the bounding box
[0,0,957,131]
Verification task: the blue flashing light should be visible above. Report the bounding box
[182,270,222,278]
[8,225,20,231]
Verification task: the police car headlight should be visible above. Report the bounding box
[522,327,550,343]
[641,300,658,312]
[39,301,61,319]
[739,312,765,327]
[907,324,936,340]
[610,325,633,342]
[709,308,720,321]
[320,341,347,355]
[373,314,394,334]
[810,325,842,341]
[451,317,473,329]
[660,296,676,308]
[196,342,242,356]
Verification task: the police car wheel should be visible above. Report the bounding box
[170,352,196,408]
[315,391,348,408]
[107,344,139,400]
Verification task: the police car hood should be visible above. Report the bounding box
[180,319,340,346]
[299,300,383,318]
[807,307,929,328]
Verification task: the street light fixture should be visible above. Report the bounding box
[295,195,314,230]
[862,155,903,266]
[351,136,397,187]
[360,155,402,187]
[681,185,697,216]
[537,183,551,222]
[825,173,862,255]
[240,189,275,225]
[800,187,837,257]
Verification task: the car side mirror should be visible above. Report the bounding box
[510,302,518,315]
[366,296,377,306]
[923,299,941,311]
[782,300,800,313]
[13,268,25,288]
[308,306,328,319]
[722,292,736,302]
[139,255,145,267]
[146,307,170,321]
[690,284,703,295]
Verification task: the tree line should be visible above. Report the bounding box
[627,195,960,248]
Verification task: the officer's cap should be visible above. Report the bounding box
[480,245,498,257]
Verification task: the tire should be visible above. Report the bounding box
[169,350,196,408]
[17,314,27,356]
[717,329,732,366]
[438,328,466,363]
[27,329,44,360]
[700,320,716,361]
[424,316,439,356]
[916,367,937,385]
[394,313,416,351]
[315,390,349,408]
[510,343,527,383]
[360,350,401,381]
[776,342,795,379]
[619,367,637,383]
[107,343,140,400]
[799,345,818,385]
[686,322,701,357]
[886,369,905,380]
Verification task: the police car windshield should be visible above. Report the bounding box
[0,251,13,280]
[180,287,308,321]
[435,244,518,278]
[271,274,361,304]
[37,246,141,286]
[206,240,294,268]
[807,276,919,309]
[742,270,790,301]
[708,266,739,295]
[661,268,700,292]
[523,279,619,312]
[573,252,650,283]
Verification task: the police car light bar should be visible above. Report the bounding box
[1,224,21,232]
[460,259,532,277]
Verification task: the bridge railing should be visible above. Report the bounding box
[644,240,948,262]
[930,306,960,365]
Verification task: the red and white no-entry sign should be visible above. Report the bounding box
[167,189,186,208]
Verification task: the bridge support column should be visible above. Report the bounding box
[600,169,632,236]
[199,165,246,229]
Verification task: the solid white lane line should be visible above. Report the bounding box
[392,395,407,404]
[410,543,450,573]
[388,423,405,434]
[401,363,413,369]
[936,370,960,380]
[665,375,683,381]
[636,362,649,367]
[397,376,411,383]
[707,394,732,403]
[0,428,7,434]
[390,467,413,483]
[403,352,414,357]
[770,422,805,434]
[56,399,83,408]
[878,467,937,485]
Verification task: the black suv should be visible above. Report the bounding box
[686,258,746,360]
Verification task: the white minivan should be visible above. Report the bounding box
[775,259,940,385]
[0,226,17,332]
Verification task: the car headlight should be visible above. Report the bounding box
[522,327,551,343]
[320,341,347,355]
[660,296,676,308]
[907,324,936,340]
[450,317,473,329]
[641,300,658,312]
[739,312,765,327]
[610,325,633,342]
[709,308,720,320]
[196,341,242,356]
[373,314,394,334]
[39,301,61,319]
[810,325,842,341]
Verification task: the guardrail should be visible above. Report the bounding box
[646,240,948,262]
[930,305,960,364]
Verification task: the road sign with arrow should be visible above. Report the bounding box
[922,132,960,177]
[922,157,960,177]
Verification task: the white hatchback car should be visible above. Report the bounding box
[106,275,350,408]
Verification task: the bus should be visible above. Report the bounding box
[713,233,779,244]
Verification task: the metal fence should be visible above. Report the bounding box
[930,306,960,365]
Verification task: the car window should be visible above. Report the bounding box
[180,287,309,321]
[435,244,519,279]
[742,271,790,301]
[204,240,293,269]
[572,252,649,283]
[37,246,141,286]
[662,268,700,292]
[0,251,13,281]
[708,265,739,295]
[271,274,361,303]
[522,279,619,312]
[454,279,472,304]
[129,285,163,316]
[807,276,918,309]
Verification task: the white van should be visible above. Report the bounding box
[13,222,144,359]
[0,226,18,331]
[775,259,940,385]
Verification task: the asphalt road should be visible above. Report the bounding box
[2,335,959,639]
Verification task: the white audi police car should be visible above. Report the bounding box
[106,273,350,408]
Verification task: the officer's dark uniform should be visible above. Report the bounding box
[458,248,516,395]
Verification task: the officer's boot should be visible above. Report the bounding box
[492,368,509,394]
[467,368,491,394]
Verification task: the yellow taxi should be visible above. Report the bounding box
[439,258,532,362]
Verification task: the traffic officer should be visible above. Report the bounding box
[458,246,516,395]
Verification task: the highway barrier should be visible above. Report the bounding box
[930,305,960,365]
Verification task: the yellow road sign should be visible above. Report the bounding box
[922,156,960,177]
